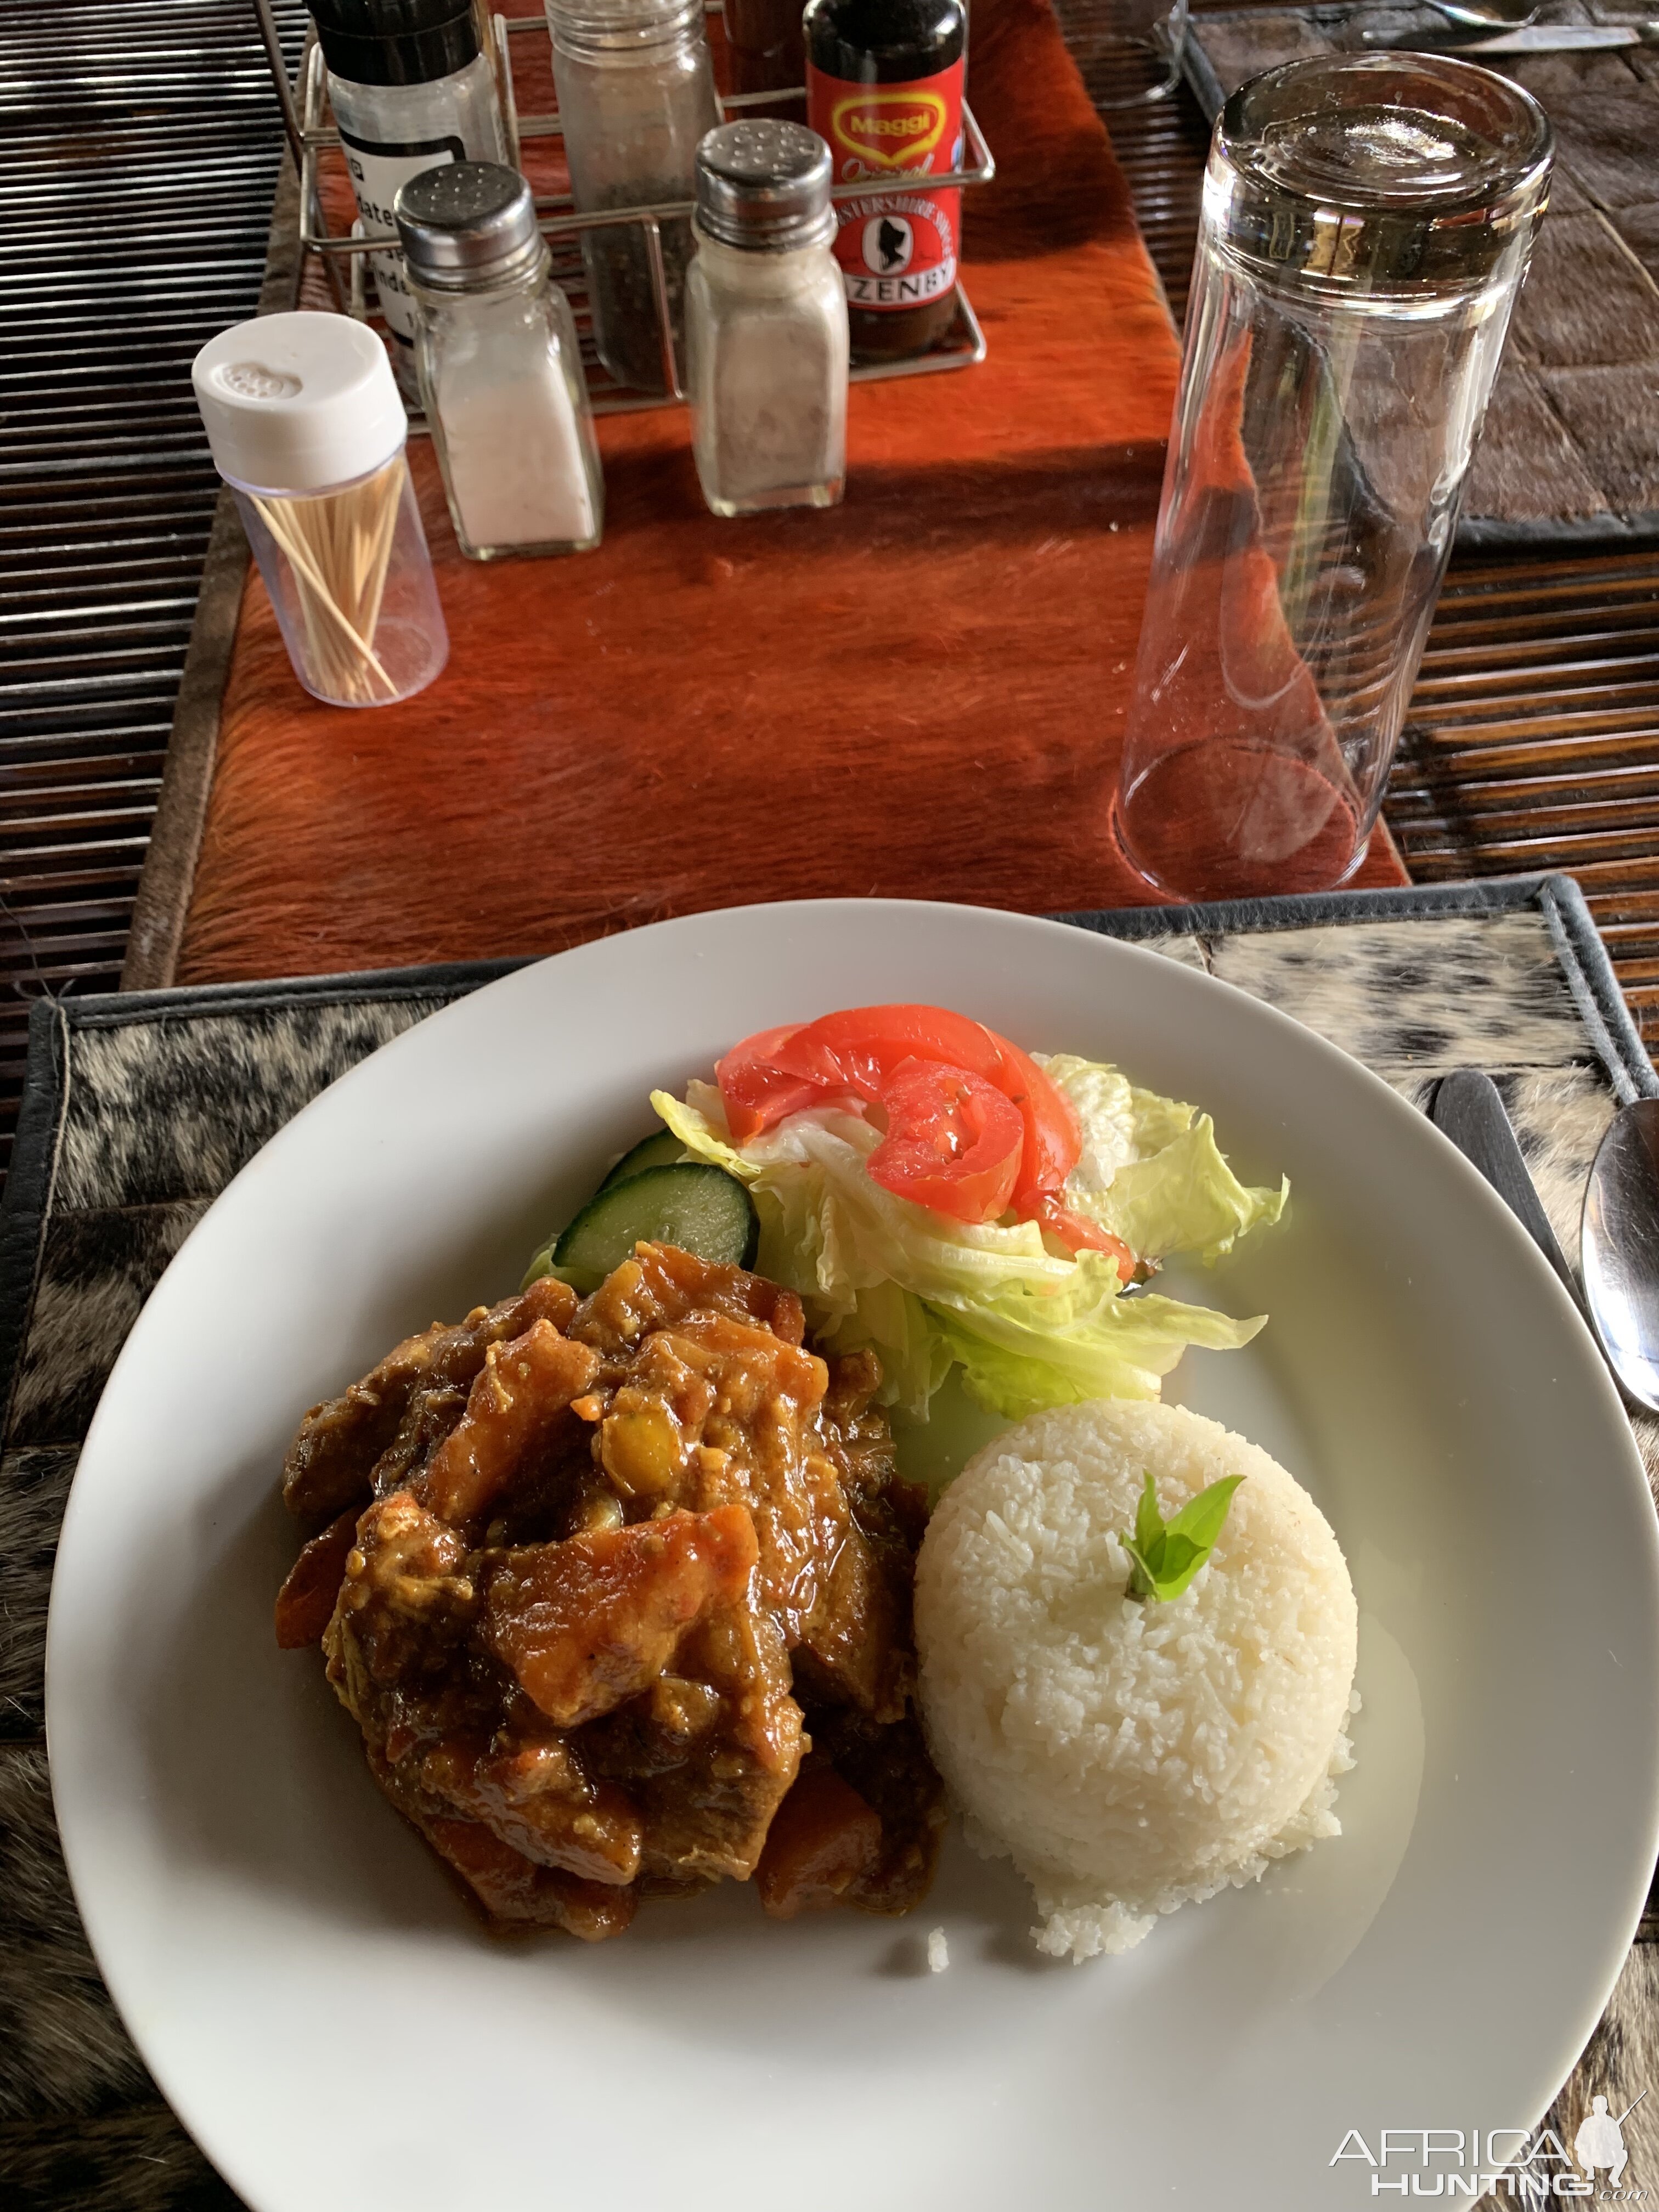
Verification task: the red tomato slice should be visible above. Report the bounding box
[866,1060,1024,1223]
[1029,1194,1137,1279]
[716,1023,820,1141]
[766,1006,1082,1200]
[715,1003,1087,1233]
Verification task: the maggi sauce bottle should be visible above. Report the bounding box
[804,0,967,362]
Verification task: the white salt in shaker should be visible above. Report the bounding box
[396,162,604,559]
[686,121,849,517]
[192,311,448,707]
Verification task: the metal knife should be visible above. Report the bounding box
[1427,1069,1588,1315]
[1365,20,1658,48]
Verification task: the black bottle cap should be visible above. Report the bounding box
[310,0,482,89]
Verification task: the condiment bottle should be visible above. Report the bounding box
[725,0,807,99]
[804,0,967,363]
[192,311,448,707]
[309,0,509,398]
[686,121,848,517]
[543,0,720,396]
[396,162,603,559]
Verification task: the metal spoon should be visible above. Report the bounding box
[1581,1099,1659,1416]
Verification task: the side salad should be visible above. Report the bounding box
[529,1003,1286,1423]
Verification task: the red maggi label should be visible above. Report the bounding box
[808,60,965,312]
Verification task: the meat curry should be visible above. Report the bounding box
[276,1243,943,1939]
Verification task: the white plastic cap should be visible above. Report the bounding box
[191,312,406,493]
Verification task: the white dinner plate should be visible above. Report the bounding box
[46,899,1659,2210]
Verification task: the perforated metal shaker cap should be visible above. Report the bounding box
[394,162,544,288]
[695,122,835,253]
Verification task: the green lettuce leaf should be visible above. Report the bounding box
[650,1073,1277,1425]
[1040,1053,1288,1264]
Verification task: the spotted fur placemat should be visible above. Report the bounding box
[2,876,1655,2209]
[1182,0,1659,546]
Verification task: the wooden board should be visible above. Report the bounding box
[168,0,1406,989]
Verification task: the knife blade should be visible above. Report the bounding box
[1365,20,1656,49]
[1427,1070,1587,1314]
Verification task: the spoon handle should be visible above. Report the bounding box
[1428,1070,1587,1317]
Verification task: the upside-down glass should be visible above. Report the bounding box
[1113,55,1551,900]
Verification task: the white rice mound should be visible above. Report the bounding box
[914,1400,1358,1962]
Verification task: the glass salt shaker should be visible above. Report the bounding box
[686,121,849,517]
[310,0,510,400]
[396,163,604,559]
[543,0,721,395]
[192,311,448,707]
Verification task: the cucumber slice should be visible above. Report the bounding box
[521,1132,695,1286]
[551,1163,759,1294]
[597,1128,689,1190]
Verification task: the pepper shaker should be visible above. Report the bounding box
[310,1,510,399]
[397,162,604,558]
[543,0,721,396]
[686,121,849,517]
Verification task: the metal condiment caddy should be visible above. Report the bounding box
[255,0,996,419]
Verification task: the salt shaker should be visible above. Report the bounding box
[686,121,849,517]
[310,0,510,399]
[543,0,721,395]
[192,311,448,707]
[396,163,603,559]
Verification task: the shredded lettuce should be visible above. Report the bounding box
[1039,1054,1288,1265]
[650,1053,1285,1425]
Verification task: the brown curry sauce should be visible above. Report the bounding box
[276,1243,944,1940]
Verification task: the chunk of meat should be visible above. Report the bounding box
[415,1729,644,1887]
[795,1519,909,1722]
[407,1794,637,1940]
[284,1274,577,1531]
[324,1490,477,1708]
[802,1707,946,1916]
[755,1768,883,1918]
[421,1319,599,1526]
[614,1589,802,1884]
[481,1505,758,1727]
[274,1508,360,1649]
[279,1244,942,1938]
[571,1243,806,1356]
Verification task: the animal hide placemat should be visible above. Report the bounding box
[1,876,1654,2211]
[1184,1,1659,547]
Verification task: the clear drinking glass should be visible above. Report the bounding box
[1091,0,1188,110]
[1114,54,1551,900]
